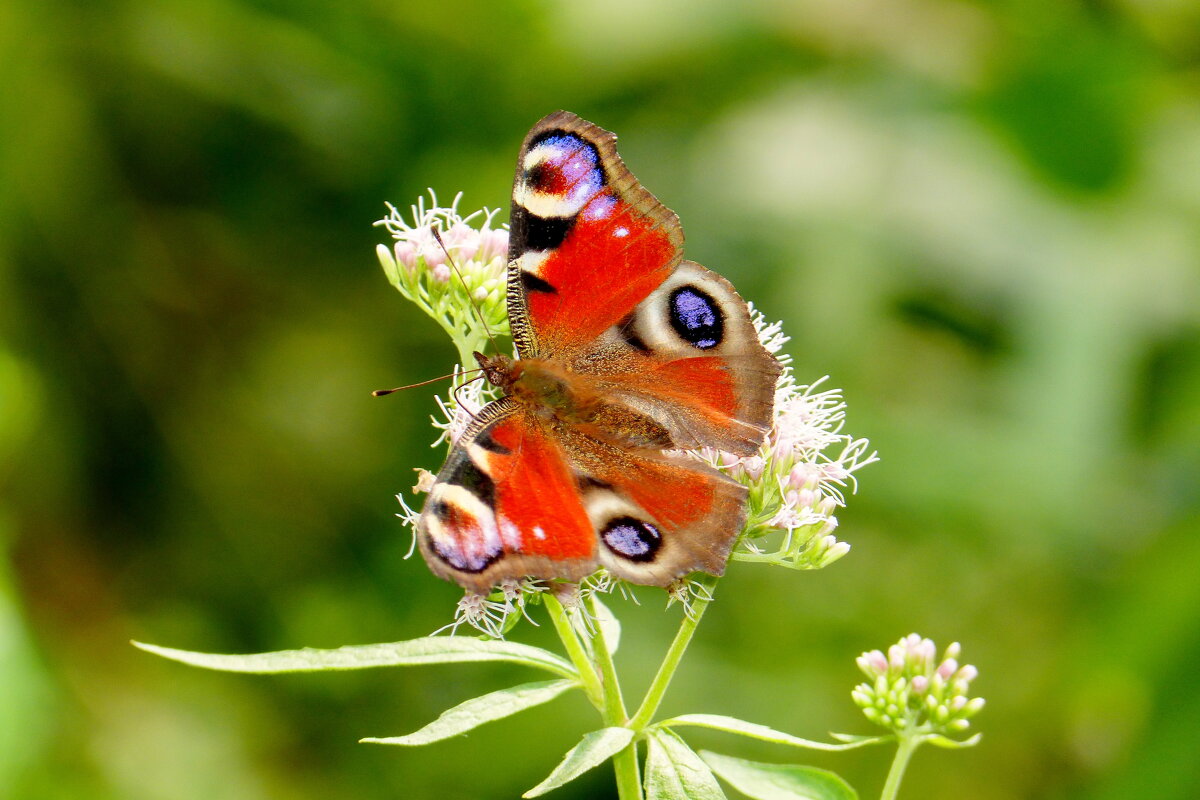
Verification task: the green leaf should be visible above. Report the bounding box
[361,679,578,746]
[659,715,881,752]
[133,637,576,678]
[645,730,726,800]
[591,594,621,655]
[829,732,893,746]
[924,733,982,749]
[700,752,857,800]
[523,727,635,798]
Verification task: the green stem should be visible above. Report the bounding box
[611,741,642,800]
[629,574,718,730]
[585,596,629,724]
[544,593,605,711]
[880,735,919,800]
[452,339,478,377]
[585,595,641,800]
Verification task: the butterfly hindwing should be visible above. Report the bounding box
[574,260,782,456]
[556,422,748,585]
[418,404,748,591]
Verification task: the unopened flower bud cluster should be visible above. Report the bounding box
[375,191,510,362]
[852,634,984,737]
[694,312,878,570]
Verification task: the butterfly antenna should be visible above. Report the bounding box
[432,227,501,355]
[452,373,487,422]
[372,367,483,397]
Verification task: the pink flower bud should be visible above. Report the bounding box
[456,241,480,262]
[483,228,509,261]
[423,245,446,269]
[445,222,473,245]
[957,664,978,683]
[431,263,451,283]
[911,675,929,693]
[741,455,766,481]
[784,464,802,488]
[937,659,958,679]
[394,241,418,271]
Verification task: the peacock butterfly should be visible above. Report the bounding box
[417,111,781,593]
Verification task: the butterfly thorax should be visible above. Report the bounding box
[474,350,675,449]
[475,351,582,417]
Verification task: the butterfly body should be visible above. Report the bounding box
[417,112,781,594]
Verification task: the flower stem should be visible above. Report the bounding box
[544,593,605,711]
[629,574,718,730]
[585,595,642,800]
[880,735,918,800]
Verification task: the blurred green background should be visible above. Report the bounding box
[3,0,1200,798]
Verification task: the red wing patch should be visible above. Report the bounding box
[527,198,677,352]
[591,356,745,450]
[647,357,738,417]
[488,414,595,561]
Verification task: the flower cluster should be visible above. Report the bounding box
[852,634,984,739]
[694,314,878,570]
[375,190,510,366]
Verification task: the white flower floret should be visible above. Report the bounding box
[691,313,878,570]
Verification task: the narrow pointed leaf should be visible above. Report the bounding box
[361,679,578,746]
[134,637,576,678]
[924,733,982,749]
[645,730,726,800]
[592,595,621,655]
[523,727,635,798]
[700,752,857,800]
[659,715,875,752]
[828,733,891,746]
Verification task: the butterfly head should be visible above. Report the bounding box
[473,351,518,391]
[473,351,578,418]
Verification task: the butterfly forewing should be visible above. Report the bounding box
[507,111,684,359]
